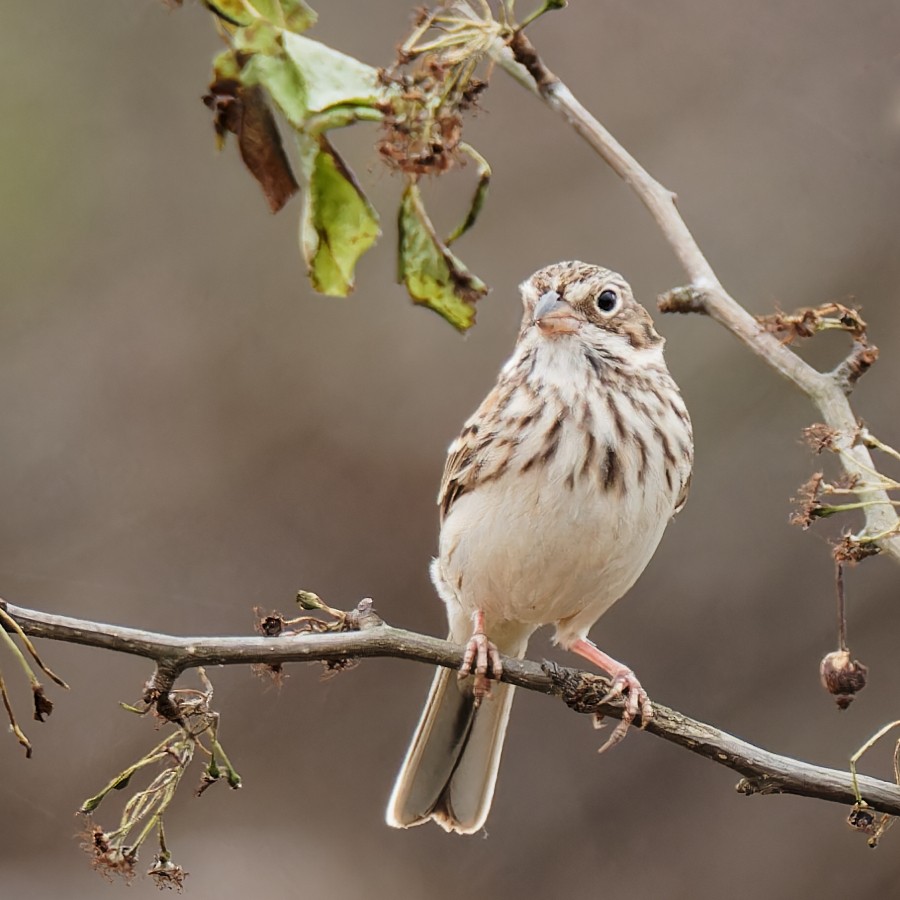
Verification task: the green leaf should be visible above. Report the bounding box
[297,134,380,296]
[241,45,309,129]
[302,104,384,136]
[238,30,386,132]
[398,181,488,331]
[238,18,282,56]
[281,32,382,115]
[446,142,491,246]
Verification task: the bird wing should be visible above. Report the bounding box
[673,470,691,516]
[437,378,519,523]
[438,427,482,522]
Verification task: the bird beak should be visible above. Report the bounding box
[533,291,579,334]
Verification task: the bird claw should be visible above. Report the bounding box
[459,628,503,707]
[595,668,653,753]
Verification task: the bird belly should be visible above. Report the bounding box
[435,451,672,641]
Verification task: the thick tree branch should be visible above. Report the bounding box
[483,24,900,562]
[4,598,900,819]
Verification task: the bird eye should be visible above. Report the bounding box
[596,289,619,314]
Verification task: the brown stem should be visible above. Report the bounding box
[836,562,848,653]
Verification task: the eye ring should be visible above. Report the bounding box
[596,288,620,314]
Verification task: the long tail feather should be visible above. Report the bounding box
[386,666,516,834]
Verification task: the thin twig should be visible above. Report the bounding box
[482,22,900,562]
[0,604,69,688]
[0,671,32,758]
[836,562,848,653]
[4,598,900,818]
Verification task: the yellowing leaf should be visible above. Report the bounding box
[398,181,488,331]
[205,0,316,32]
[253,0,317,32]
[298,134,380,296]
[204,0,253,26]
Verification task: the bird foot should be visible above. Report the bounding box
[458,611,503,706]
[568,637,653,752]
[592,667,653,753]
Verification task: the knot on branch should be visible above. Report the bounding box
[507,30,558,91]
[541,661,613,714]
[346,597,384,631]
[833,342,879,395]
[143,665,186,724]
[657,285,708,315]
[735,775,783,797]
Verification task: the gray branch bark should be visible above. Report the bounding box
[5,598,900,819]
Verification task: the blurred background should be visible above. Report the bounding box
[2,1,900,896]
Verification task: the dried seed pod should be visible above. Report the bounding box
[820,649,868,709]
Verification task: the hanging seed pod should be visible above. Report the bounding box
[820,649,868,709]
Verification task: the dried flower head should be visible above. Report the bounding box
[848,802,894,848]
[378,60,485,176]
[377,6,499,176]
[254,607,287,637]
[148,855,188,892]
[832,534,881,565]
[757,302,868,345]
[802,423,839,454]
[790,472,825,529]
[80,823,137,884]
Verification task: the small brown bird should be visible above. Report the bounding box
[386,261,693,834]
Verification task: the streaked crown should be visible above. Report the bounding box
[519,261,662,351]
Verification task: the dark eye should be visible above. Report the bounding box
[596,289,619,313]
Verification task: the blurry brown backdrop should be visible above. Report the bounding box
[3,2,900,897]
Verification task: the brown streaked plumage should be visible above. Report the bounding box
[387,261,693,835]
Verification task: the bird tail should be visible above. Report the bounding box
[386,663,518,834]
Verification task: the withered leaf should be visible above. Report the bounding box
[398,180,487,331]
[33,684,53,722]
[204,80,298,213]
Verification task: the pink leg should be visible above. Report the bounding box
[569,637,653,753]
[458,610,503,706]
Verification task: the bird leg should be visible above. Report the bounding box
[458,609,503,706]
[569,637,653,752]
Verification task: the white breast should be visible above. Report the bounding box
[432,336,691,651]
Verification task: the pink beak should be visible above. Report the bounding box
[533,291,579,334]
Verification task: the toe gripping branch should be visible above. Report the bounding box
[542,661,653,731]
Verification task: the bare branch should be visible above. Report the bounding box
[4,598,900,819]
[484,23,900,562]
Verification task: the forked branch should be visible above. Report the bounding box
[482,22,900,562]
